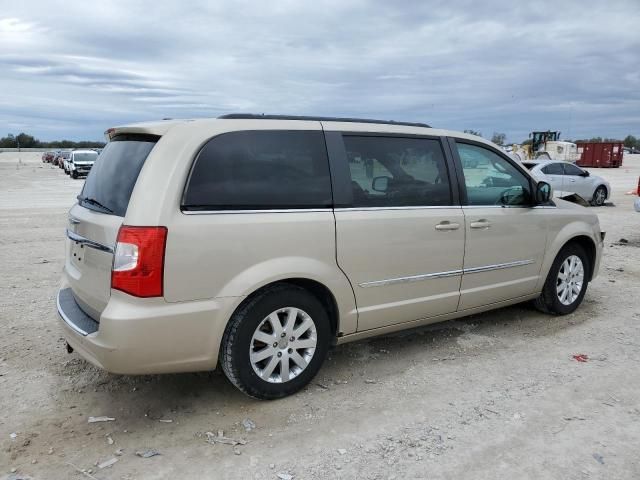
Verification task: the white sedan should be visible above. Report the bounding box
[522,160,611,206]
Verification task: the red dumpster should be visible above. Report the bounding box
[576,142,623,168]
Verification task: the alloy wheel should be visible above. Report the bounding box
[594,187,606,206]
[556,255,584,305]
[249,307,317,383]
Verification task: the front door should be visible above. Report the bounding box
[562,162,591,199]
[453,141,548,310]
[332,133,465,331]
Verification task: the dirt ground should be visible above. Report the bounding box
[1,152,639,480]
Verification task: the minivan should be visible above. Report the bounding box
[58,114,604,399]
[66,149,99,178]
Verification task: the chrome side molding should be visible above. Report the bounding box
[462,259,535,274]
[360,269,463,288]
[359,259,535,288]
[66,229,114,254]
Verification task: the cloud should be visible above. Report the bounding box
[0,0,638,141]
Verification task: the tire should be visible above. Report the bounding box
[591,186,607,206]
[220,284,331,399]
[534,243,590,315]
[71,171,78,179]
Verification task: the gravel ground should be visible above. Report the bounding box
[1,153,639,480]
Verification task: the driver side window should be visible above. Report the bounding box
[456,142,531,206]
[562,163,583,176]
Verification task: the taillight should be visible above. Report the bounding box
[111,226,167,298]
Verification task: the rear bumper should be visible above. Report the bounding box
[57,285,238,374]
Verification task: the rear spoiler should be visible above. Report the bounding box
[104,119,186,141]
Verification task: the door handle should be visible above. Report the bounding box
[470,219,491,229]
[435,221,460,231]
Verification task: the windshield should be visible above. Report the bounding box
[79,134,159,216]
[73,152,98,162]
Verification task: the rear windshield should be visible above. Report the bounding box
[73,152,98,162]
[79,134,159,216]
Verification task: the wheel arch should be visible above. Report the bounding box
[595,183,608,197]
[537,223,600,292]
[220,276,349,353]
[247,278,340,339]
[566,235,597,281]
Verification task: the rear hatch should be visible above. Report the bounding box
[65,134,159,319]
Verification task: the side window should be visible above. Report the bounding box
[342,136,452,207]
[182,131,332,210]
[541,163,563,175]
[562,163,583,176]
[456,142,531,206]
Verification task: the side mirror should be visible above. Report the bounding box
[581,170,590,177]
[535,181,551,204]
[372,176,390,192]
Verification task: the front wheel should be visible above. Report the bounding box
[220,284,330,399]
[534,243,590,315]
[591,186,607,206]
[71,171,78,179]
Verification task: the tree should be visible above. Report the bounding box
[16,133,38,148]
[624,135,637,148]
[0,132,104,149]
[0,133,17,148]
[491,132,506,145]
[464,129,482,137]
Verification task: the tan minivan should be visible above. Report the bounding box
[58,114,604,399]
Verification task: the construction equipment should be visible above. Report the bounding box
[513,131,580,163]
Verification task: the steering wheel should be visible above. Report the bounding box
[496,187,524,206]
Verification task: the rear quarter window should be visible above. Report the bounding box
[182,130,332,210]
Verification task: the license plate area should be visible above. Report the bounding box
[70,240,85,267]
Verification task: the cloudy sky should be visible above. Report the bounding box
[0,0,638,142]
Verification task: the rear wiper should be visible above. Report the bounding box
[77,195,114,213]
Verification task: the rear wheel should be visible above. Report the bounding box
[220,284,330,399]
[71,170,78,179]
[591,186,607,206]
[534,243,590,315]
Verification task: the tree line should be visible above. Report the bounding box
[0,133,105,149]
[465,130,640,149]
[4,129,639,150]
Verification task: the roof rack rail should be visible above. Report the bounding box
[218,113,430,128]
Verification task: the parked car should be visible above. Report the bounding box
[67,150,99,178]
[42,152,54,163]
[55,151,71,168]
[63,154,72,174]
[522,160,611,206]
[57,114,604,399]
